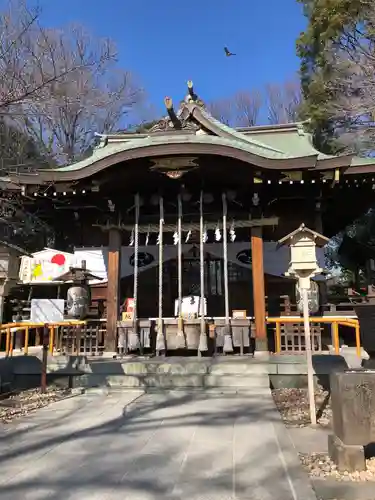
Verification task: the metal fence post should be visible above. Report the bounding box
[41,325,49,393]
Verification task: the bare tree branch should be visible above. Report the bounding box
[0,116,42,172]
[18,66,143,163]
[1,17,144,163]
[207,90,262,127]
[266,80,302,124]
[322,7,375,155]
[207,83,301,128]
[232,90,262,127]
[0,0,144,247]
[0,0,117,113]
[205,97,233,125]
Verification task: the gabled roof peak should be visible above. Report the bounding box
[98,82,310,143]
[278,224,329,248]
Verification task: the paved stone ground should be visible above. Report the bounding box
[0,389,316,500]
[288,425,375,500]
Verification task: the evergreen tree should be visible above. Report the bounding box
[0,117,47,173]
[297,0,373,153]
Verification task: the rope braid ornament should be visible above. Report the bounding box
[131,193,140,351]
[156,196,166,352]
[222,192,233,353]
[177,193,185,346]
[198,190,208,353]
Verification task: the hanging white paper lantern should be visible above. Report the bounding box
[173,231,179,245]
[229,223,236,242]
[202,226,208,243]
[252,193,260,206]
[215,224,221,242]
[129,229,135,246]
[107,199,115,212]
[145,226,150,246]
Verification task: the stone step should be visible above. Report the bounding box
[79,360,270,376]
[9,354,355,378]
[10,357,271,376]
[75,373,270,390]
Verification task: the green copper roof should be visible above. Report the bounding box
[2,83,375,185]
[45,133,316,173]
[37,98,375,175]
[197,107,285,154]
[351,156,375,166]
[49,136,281,173]
[241,123,336,161]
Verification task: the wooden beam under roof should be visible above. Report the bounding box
[93,217,279,233]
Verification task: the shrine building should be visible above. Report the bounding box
[2,81,375,356]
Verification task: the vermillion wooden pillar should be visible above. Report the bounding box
[251,226,268,352]
[106,228,121,352]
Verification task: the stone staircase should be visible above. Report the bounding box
[73,357,271,391]
[3,351,359,392]
[5,354,271,392]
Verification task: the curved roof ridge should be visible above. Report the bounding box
[237,122,306,133]
[194,106,286,154]
[238,119,342,160]
[39,133,307,175]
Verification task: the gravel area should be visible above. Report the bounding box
[0,386,72,424]
[300,453,375,482]
[272,387,332,428]
[272,387,375,483]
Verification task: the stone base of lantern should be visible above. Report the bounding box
[328,434,366,472]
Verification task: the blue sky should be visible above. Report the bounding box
[31,0,306,118]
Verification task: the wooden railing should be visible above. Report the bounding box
[266,295,298,316]
[266,294,363,317]
[267,316,360,357]
[0,321,89,357]
[0,316,362,357]
[60,320,105,355]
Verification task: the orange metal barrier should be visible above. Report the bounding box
[267,316,361,357]
[0,321,86,357]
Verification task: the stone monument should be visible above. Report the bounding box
[328,296,375,472]
[354,300,375,369]
[329,370,375,471]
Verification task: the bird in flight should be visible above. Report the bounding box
[224,47,236,57]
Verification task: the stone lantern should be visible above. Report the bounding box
[278,224,329,426]
[54,260,102,319]
[278,223,329,287]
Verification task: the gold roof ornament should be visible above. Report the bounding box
[150,157,199,179]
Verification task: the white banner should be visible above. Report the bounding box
[19,249,78,283]
[74,242,326,284]
[19,243,326,285]
[74,245,193,284]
